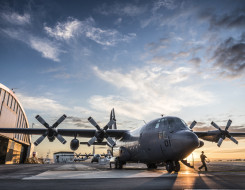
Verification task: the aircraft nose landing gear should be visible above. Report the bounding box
[166,161,180,173]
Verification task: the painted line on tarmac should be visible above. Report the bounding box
[23,170,218,180]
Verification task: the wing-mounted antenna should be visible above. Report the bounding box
[110,108,117,129]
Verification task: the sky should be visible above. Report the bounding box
[0,0,245,160]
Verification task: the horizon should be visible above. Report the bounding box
[0,0,245,159]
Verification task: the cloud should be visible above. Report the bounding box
[91,66,215,120]
[211,33,245,78]
[16,93,94,125]
[114,18,122,25]
[147,56,175,65]
[44,18,81,40]
[65,116,93,128]
[96,3,147,17]
[1,11,30,25]
[170,51,190,59]
[16,93,69,114]
[152,0,177,12]
[147,50,190,66]
[2,29,63,62]
[29,36,62,62]
[189,57,201,67]
[40,66,66,74]
[145,38,169,53]
[53,73,71,79]
[45,17,136,46]
[199,8,245,30]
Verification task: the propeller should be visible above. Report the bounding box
[189,120,197,129]
[87,116,116,147]
[75,153,81,158]
[34,114,67,146]
[211,119,238,147]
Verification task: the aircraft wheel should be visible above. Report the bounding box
[174,161,180,172]
[147,163,157,169]
[115,158,123,169]
[166,161,173,173]
[115,161,118,169]
[118,162,123,169]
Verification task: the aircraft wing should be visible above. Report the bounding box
[0,128,128,139]
[195,131,245,143]
[191,119,245,147]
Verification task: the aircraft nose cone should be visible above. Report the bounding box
[171,130,199,160]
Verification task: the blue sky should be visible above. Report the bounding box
[1,0,245,158]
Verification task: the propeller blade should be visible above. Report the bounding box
[35,115,49,128]
[106,136,116,147]
[104,119,115,130]
[225,119,232,131]
[228,135,238,145]
[189,120,197,129]
[211,121,221,131]
[87,136,97,146]
[34,131,48,146]
[56,134,67,144]
[88,117,101,130]
[52,114,67,128]
[217,138,224,147]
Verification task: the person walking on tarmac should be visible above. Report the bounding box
[198,151,208,171]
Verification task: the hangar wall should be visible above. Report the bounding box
[0,83,31,164]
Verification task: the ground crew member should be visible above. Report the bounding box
[198,151,208,171]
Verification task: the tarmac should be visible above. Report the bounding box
[0,161,245,189]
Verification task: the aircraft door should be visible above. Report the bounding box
[158,118,172,156]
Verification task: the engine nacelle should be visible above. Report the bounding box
[70,139,79,151]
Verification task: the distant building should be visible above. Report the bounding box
[0,83,31,164]
[53,151,74,163]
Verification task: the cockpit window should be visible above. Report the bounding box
[181,119,188,127]
[166,117,189,131]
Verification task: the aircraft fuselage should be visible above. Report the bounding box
[113,116,199,165]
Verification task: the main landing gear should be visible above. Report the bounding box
[146,163,157,169]
[166,161,180,173]
[114,158,125,169]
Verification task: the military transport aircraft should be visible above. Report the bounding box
[0,108,245,173]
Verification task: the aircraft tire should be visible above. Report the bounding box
[166,161,173,173]
[147,163,157,169]
[118,162,123,169]
[174,161,180,172]
[115,158,123,169]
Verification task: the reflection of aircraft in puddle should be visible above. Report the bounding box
[1,108,245,173]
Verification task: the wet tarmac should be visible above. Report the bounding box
[0,161,245,189]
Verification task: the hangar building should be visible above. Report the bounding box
[0,83,31,164]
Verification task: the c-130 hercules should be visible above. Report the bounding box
[0,108,245,173]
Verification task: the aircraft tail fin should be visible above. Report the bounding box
[109,108,117,129]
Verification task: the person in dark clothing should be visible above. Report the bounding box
[198,151,208,171]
